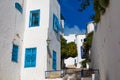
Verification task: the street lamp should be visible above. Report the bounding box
[46,37,52,58]
[46,37,51,46]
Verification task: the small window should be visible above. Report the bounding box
[12,44,19,62]
[24,48,37,68]
[15,2,23,13]
[52,50,57,70]
[81,46,86,59]
[29,10,40,27]
[53,14,61,33]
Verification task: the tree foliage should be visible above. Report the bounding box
[78,0,110,23]
[83,31,93,52]
[81,32,94,68]
[78,0,90,12]
[67,42,77,58]
[61,36,68,59]
[61,36,77,59]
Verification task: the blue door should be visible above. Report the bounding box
[52,51,57,70]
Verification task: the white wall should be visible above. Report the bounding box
[63,34,76,43]
[64,57,77,68]
[48,0,61,70]
[0,0,61,80]
[91,0,120,80]
[21,0,50,79]
[0,0,26,80]
[75,34,86,68]
[21,0,61,80]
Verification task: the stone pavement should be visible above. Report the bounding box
[62,68,92,80]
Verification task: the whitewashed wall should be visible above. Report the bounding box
[0,0,26,80]
[0,0,61,80]
[63,34,76,43]
[48,0,61,70]
[21,0,50,80]
[91,0,120,80]
[21,0,61,80]
[64,57,77,68]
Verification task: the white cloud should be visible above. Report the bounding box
[64,25,86,36]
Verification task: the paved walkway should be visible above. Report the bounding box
[62,69,92,80]
[63,73,81,80]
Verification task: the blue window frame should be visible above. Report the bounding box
[53,14,61,33]
[24,48,37,68]
[81,46,86,59]
[15,2,23,13]
[52,51,57,70]
[29,10,40,27]
[11,44,19,62]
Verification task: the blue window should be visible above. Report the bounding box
[81,46,86,59]
[15,2,23,13]
[52,51,57,70]
[12,44,19,62]
[29,10,40,27]
[24,48,37,68]
[53,14,61,33]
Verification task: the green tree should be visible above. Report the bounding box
[61,36,77,68]
[61,36,77,59]
[81,31,94,68]
[61,36,68,59]
[67,42,77,58]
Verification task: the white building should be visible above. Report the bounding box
[0,0,62,80]
[63,34,76,43]
[87,21,95,34]
[75,34,86,68]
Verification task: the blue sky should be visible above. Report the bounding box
[58,0,95,35]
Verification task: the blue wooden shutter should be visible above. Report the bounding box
[31,48,36,67]
[29,10,40,27]
[24,48,36,68]
[12,44,18,62]
[15,2,23,13]
[25,49,31,67]
[52,51,57,70]
[53,14,60,33]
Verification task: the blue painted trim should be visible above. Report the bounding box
[29,9,40,27]
[15,2,23,13]
[11,44,19,62]
[81,46,86,59]
[52,50,57,70]
[24,47,37,68]
[53,14,61,33]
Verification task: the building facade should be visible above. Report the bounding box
[0,0,62,80]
